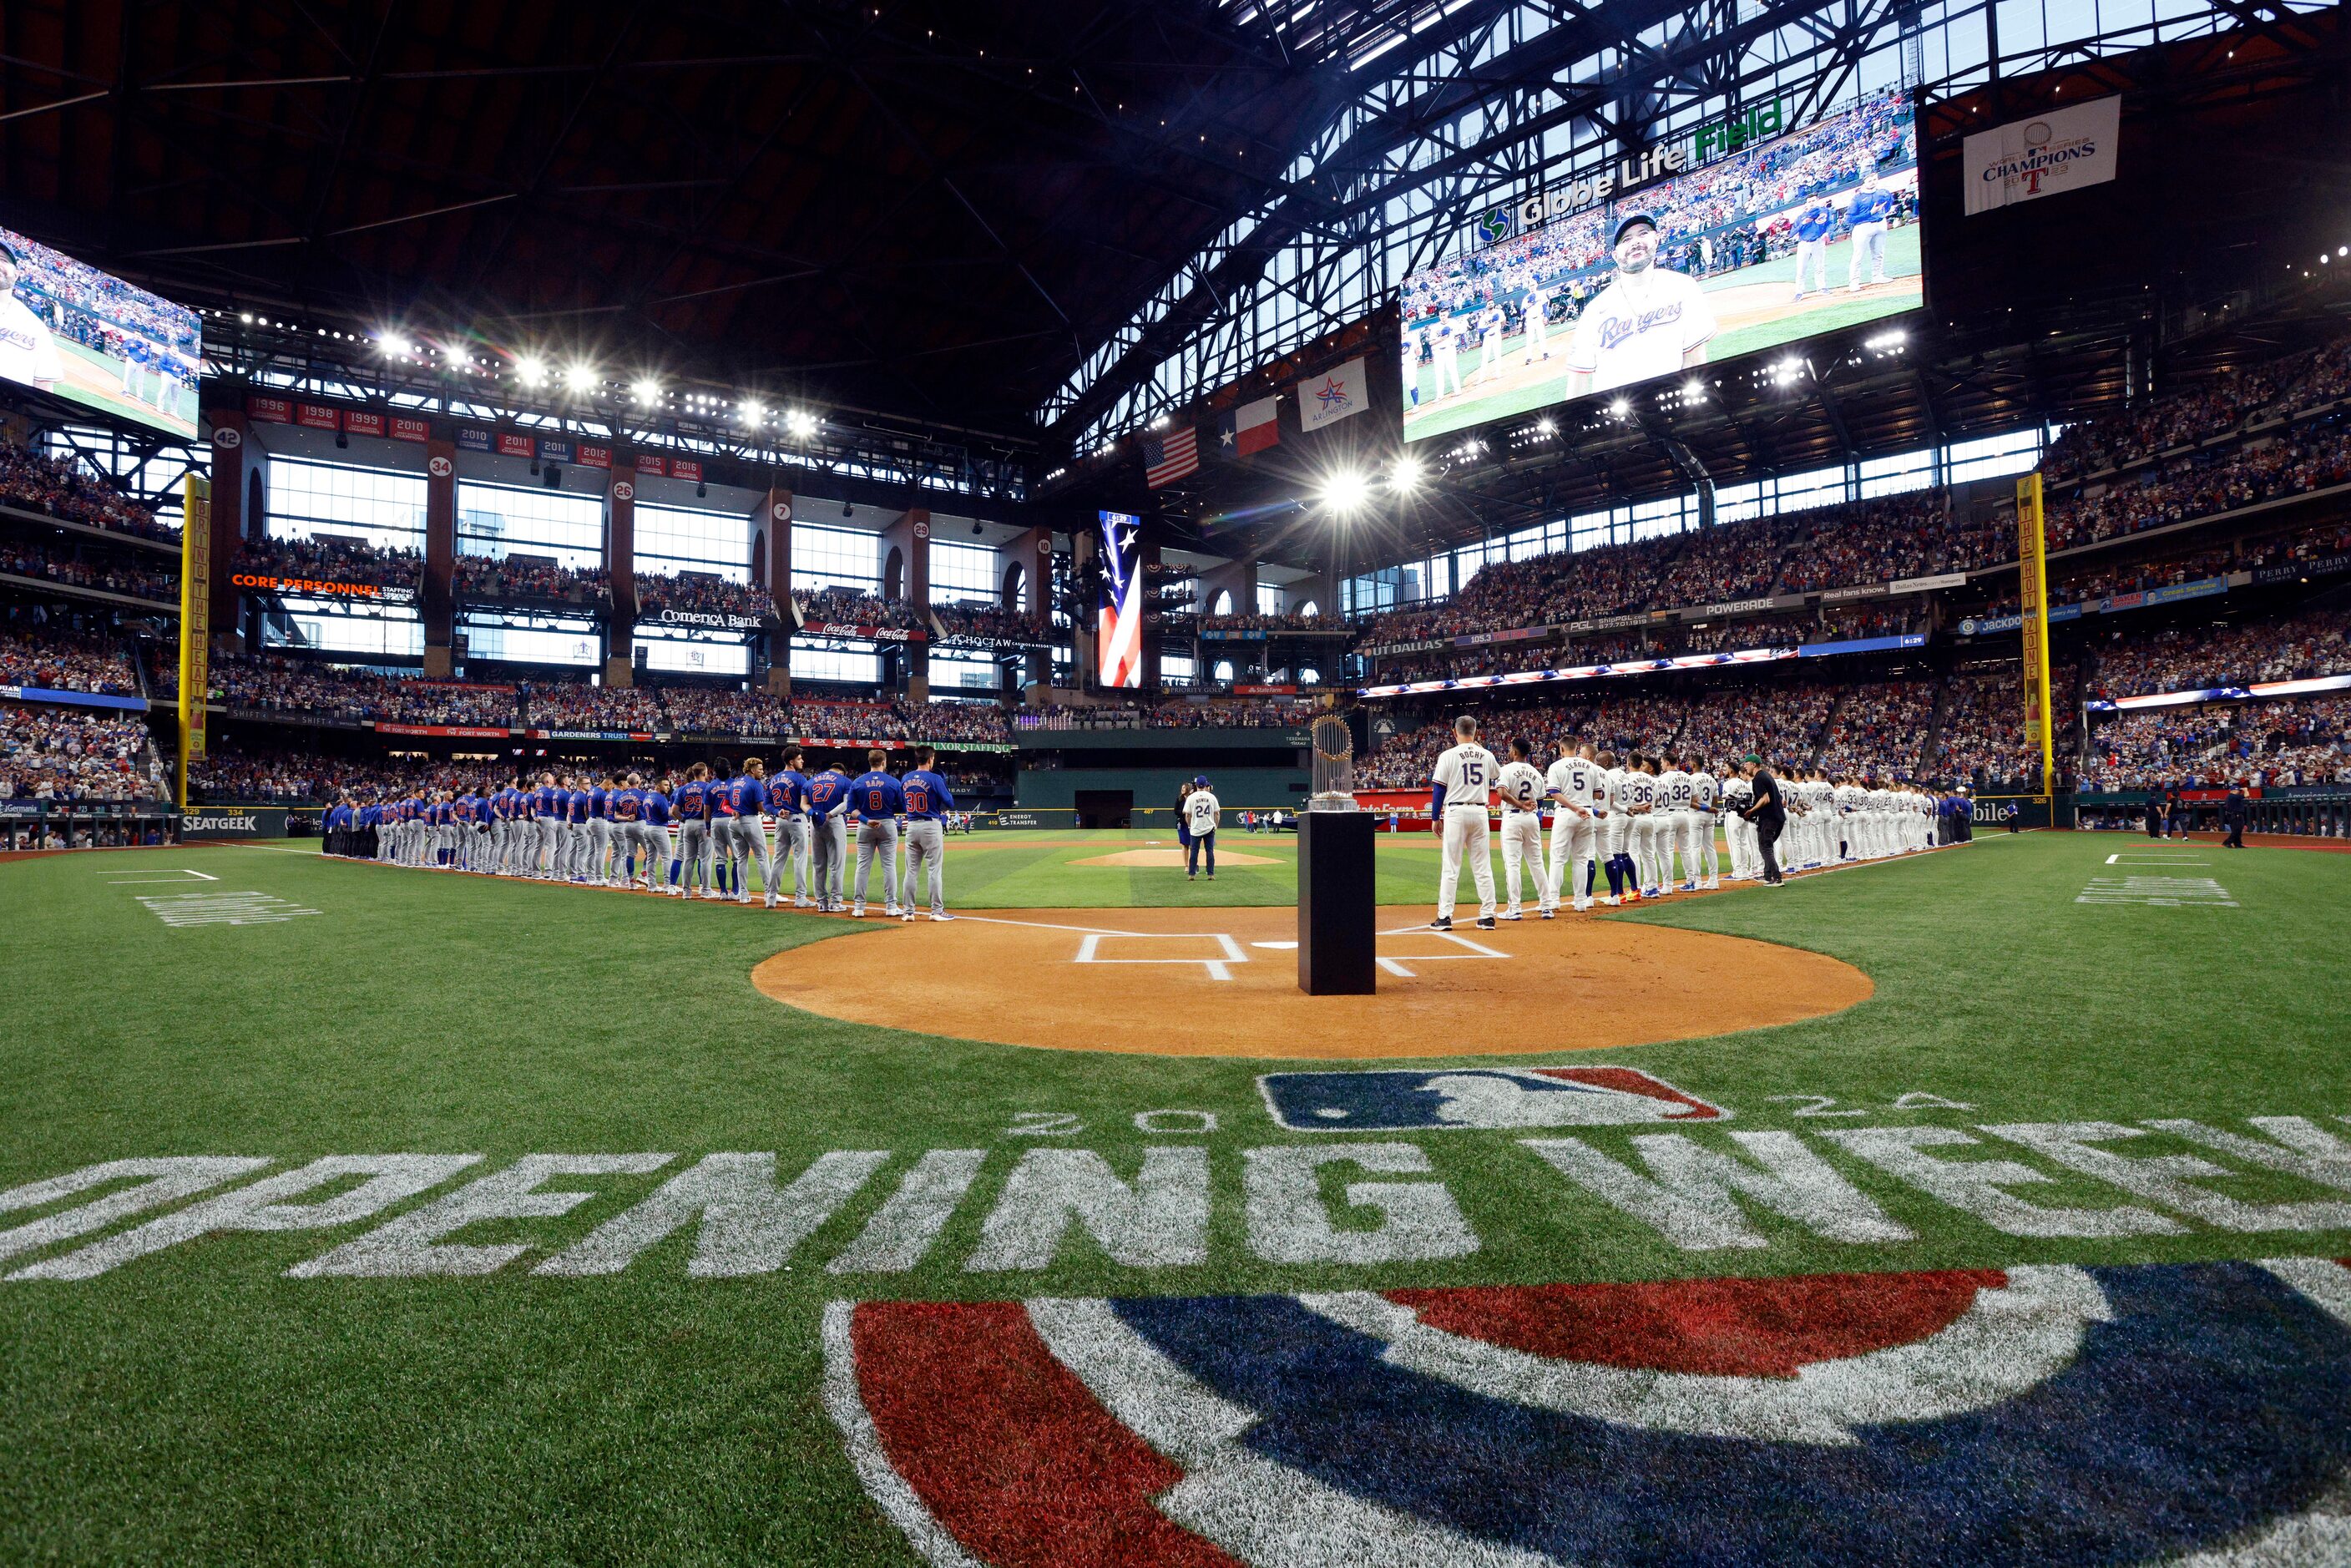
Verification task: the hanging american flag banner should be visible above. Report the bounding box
[1095,509,1143,689]
[1142,425,1200,488]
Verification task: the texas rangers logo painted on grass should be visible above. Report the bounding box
[1258,1065,1722,1131]
[827,1257,2351,1566]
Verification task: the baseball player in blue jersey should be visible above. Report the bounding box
[562,776,589,881]
[848,749,906,918]
[804,763,852,913]
[488,776,514,875]
[530,772,559,879]
[776,746,814,908]
[604,776,642,888]
[899,745,956,920]
[1846,167,1898,291]
[671,763,713,898]
[580,775,609,885]
[636,772,673,891]
[1792,196,1833,301]
[728,759,781,908]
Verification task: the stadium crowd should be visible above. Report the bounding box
[236,534,420,590]
[1,540,176,601]
[0,625,143,695]
[0,438,173,540]
[933,601,1050,643]
[453,554,609,605]
[635,571,771,620]
[203,655,518,727]
[2045,335,2351,481]
[795,586,926,631]
[520,680,661,731]
[2086,609,2351,699]
[2082,694,2351,790]
[1,702,163,801]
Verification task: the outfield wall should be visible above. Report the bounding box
[1015,766,1309,817]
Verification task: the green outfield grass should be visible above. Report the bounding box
[3,832,2347,1564]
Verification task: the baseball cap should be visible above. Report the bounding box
[1612,214,1657,247]
[1194,776,1210,787]
[1742,753,1762,766]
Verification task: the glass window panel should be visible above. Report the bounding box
[456,620,599,667]
[1858,448,1937,500]
[640,634,750,676]
[790,646,881,683]
[637,501,749,583]
[1773,464,1848,513]
[267,601,423,657]
[1256,581,1284,617]
[266,458,427,549]
[930,540,998,604]
[929,651,1001,690]
[457,481,604,569]
[791,524,881,593]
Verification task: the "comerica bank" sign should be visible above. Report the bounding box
[655,608,766,632]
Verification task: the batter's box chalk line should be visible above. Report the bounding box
[1072,930,1251,981]
[1373,924,1511,979]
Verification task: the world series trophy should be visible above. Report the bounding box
[1297,712,1375,994]
[1308,713,1359,809]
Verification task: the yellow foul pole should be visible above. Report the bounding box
[2015,472,2055,798]
[176,474,211,811]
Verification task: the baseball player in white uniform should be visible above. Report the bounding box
[1685,759,1721,889]
[1721,769,1755,879]
[1563,215,1718,398]
[1432,318,1464,397]
[1429,716,1499,931]
[1519,277,1552,366]
[1600,751,1636,905]
[1654,760,1690,891]
[1494,740,1545,921]
[1626,760,1662,898]
[1476,301,1508,384]
[0,243,65,393]
[1543,741,1603,914]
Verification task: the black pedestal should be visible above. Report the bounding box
[1297,809,1376,995]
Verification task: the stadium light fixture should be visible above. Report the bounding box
[1608,397,1631,417]
[1320,468,1371,513]
[515,357,547,387]
[1534,417,1556,437]
[565,363,599,395]
[633,378,662,406]
[379,333,409,357]
[741,401,765,427]
[786,408,819,438]
[1682,380,1706,401]
[1389,456,1422,494]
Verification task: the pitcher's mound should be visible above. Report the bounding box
[1072,847,1285,868]
[752,905,1872,1059]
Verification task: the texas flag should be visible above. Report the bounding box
[1216,396,1280,459]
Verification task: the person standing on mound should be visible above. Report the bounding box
[1185,776,1220,881]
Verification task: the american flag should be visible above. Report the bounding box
[1142,425,1200,488]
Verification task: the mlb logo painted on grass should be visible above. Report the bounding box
[829,1258,2351,1568]
[1258,1065,1722,1131]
